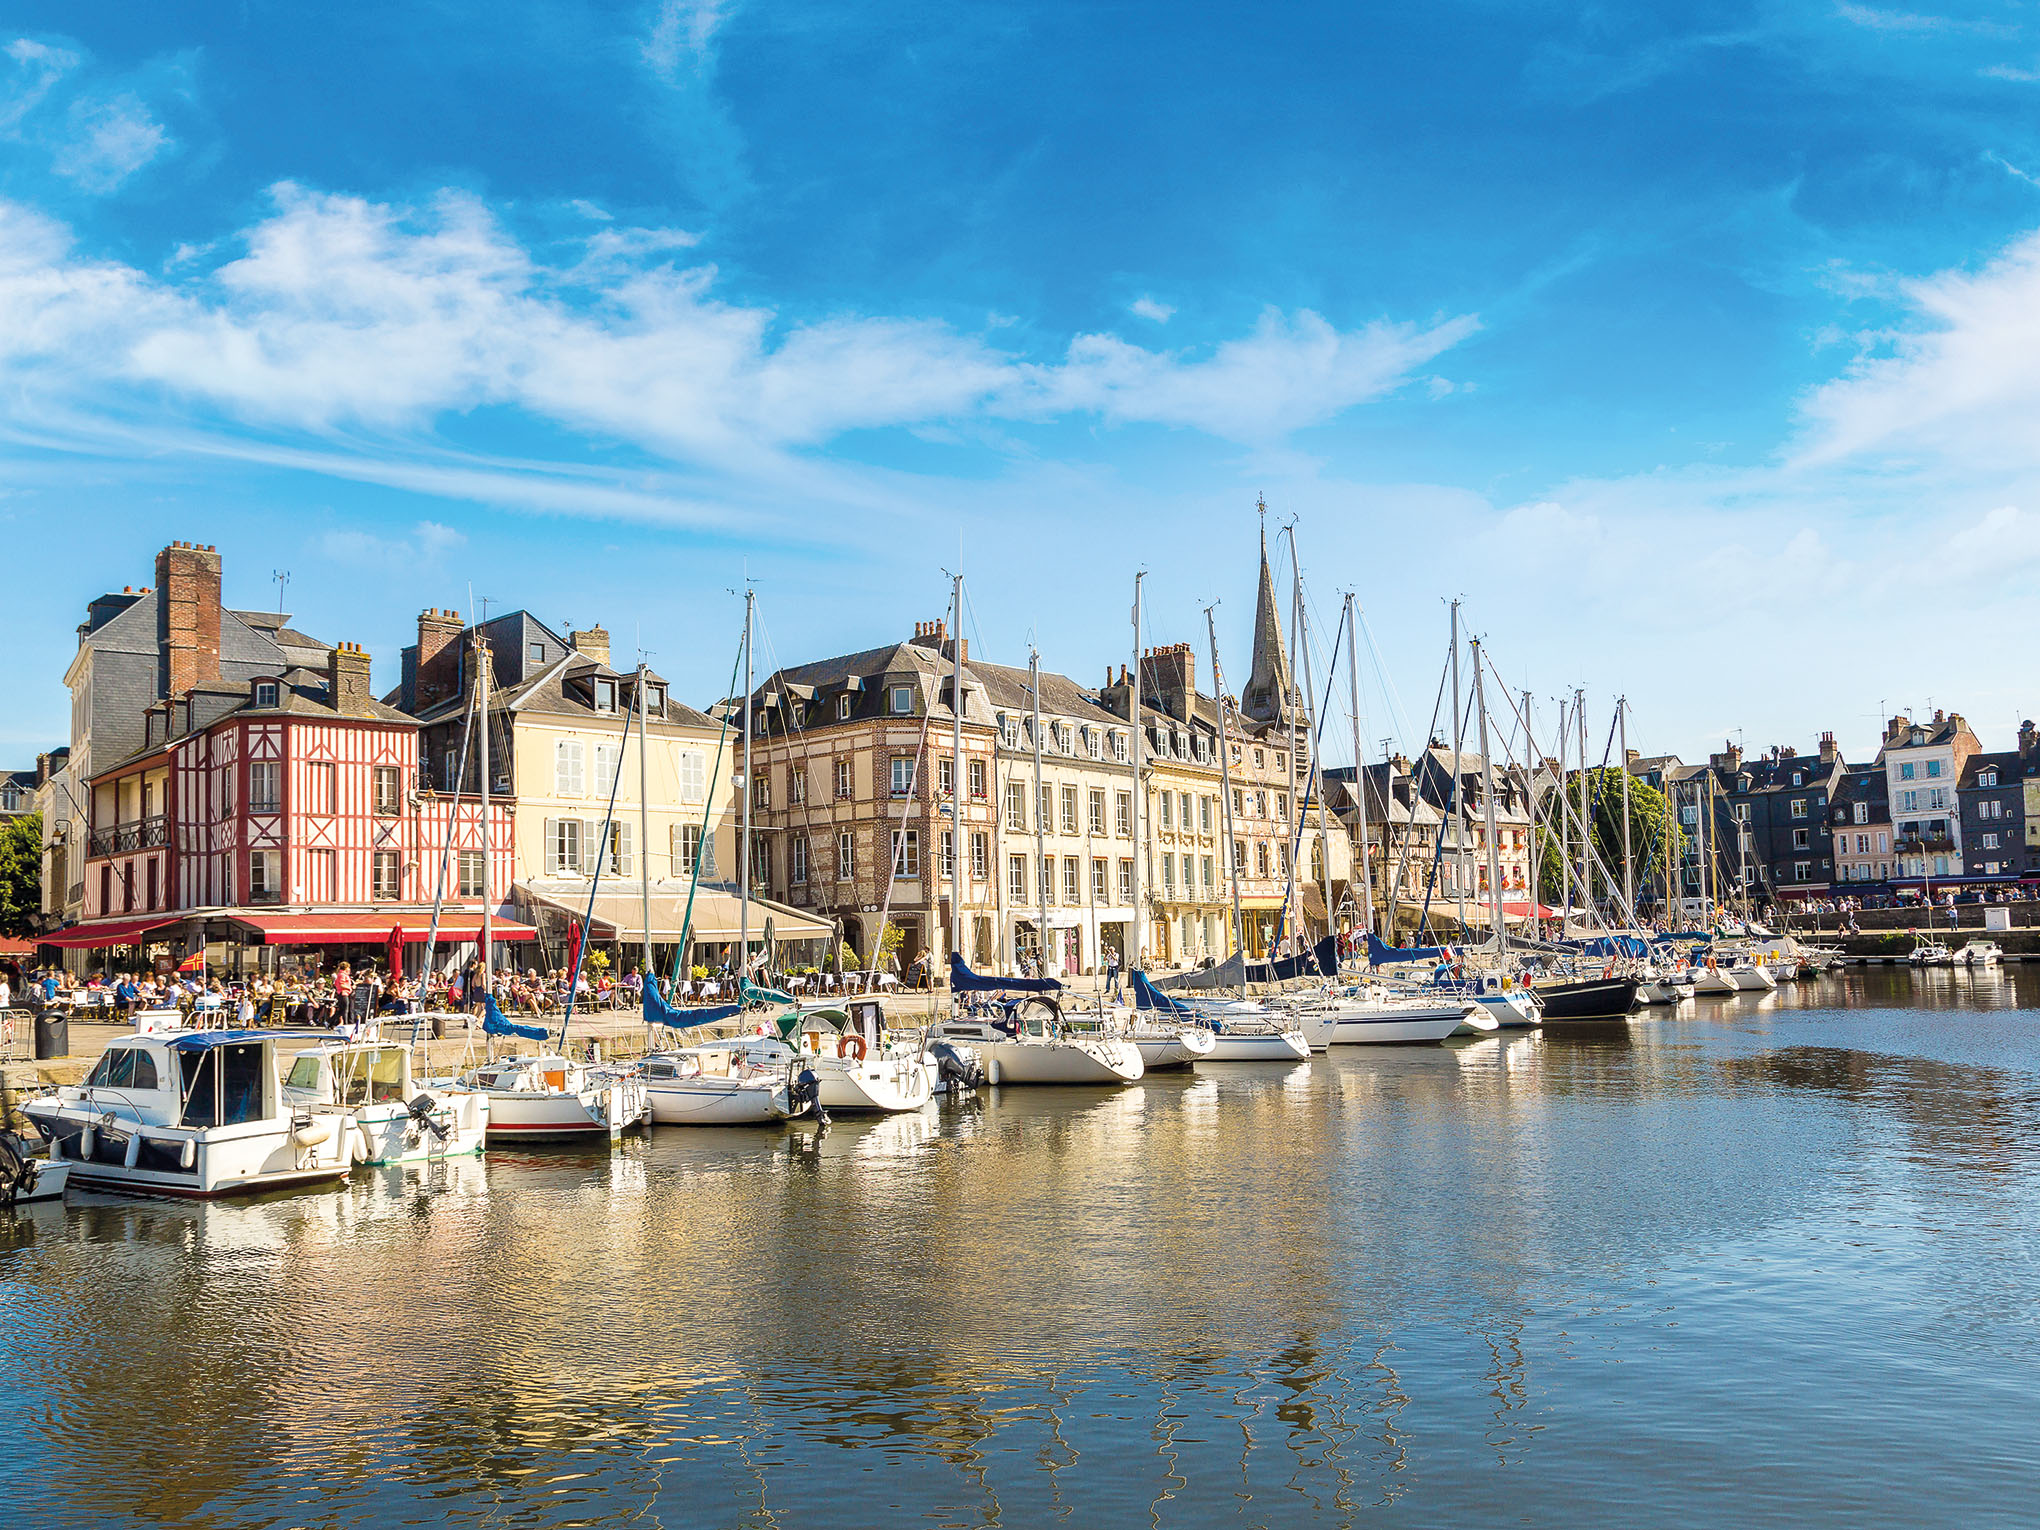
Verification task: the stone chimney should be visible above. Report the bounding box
[570,625,611,668]
[2021,720,2037,758]
[155,541,223,697]
[414,608,465,711]
[1819,731,1838,765]
[328,642,373,715]
[1141,642,1197,720]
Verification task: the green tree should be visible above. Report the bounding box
[1536,772,1683,913]
[0,812,42,937]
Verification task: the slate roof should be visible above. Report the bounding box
[1958,751,2022,791]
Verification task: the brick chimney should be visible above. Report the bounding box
[1141,642,1197,720]
[155,541,223,697]
[415,608,465,711]
[1819,731,1838,765]
[570,624,611,667]
[2021,720,2038,758]
[910,618,946,653]
[328,642,373,715]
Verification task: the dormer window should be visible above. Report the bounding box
[890,685,913,715]
[1981,769,1998,787]
[1112,731,1128,763]
[594,678,617,714]
[645,684,665,716]
[1791,772,1802,786]
[838,693,853,721]
[253,681,279,709]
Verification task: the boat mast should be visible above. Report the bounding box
[1618,696,1634,923]
[1206,603,1245,957]
[1524,690,1538,939]
[1130,572,1144,971]
[1345,595,1372,936]
[1554,693,1569,931]
[740,587,753,983]
[638,659,652,987]
[1576,688,1590,919]
[1285,527,1301,949]
[1473,639,1505,959]
[1031,646,1045,973]
[1296,571,1334,958]
[477,625,492,1001]
[948,573,964,972]
[1447,600,1469,943]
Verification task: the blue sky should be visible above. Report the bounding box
[5,1,2040,770]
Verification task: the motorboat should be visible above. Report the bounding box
[455,1053,649,1142]
[1907,938,1954,968]
[280,1034,488,1164]
[1954,940,2004,968]
[775,1000,934,1113]
[928,1006,1145,1085]
[0,1131,71,1205]
[24,1030,354,1197]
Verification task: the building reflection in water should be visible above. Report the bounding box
[9,976,2040,1526]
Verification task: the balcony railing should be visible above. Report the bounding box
[87,816,167,857]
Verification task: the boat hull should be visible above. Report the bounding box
[1727,966,1777,991]
[480,1082,646,1141]
[347,1091,490,1165]
[1201,1029,1312,1062]
[1691,970,1737,995]
[28,1102,353,1198]
[1534,978,1641,1022]
[1327,1005,1469,1045]
[645,1079,791,1124]
[812,1055,934,1113]
[1131,1030,1216,1070]
[984,1038,1145,1084]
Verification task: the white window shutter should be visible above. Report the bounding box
[545,817,560,873]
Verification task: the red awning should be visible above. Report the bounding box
[0,936,39,956]
[1498,901,1558,918]
[228,911,538,944]
[41,915,183,949]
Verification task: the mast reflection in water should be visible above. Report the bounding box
[8,969,2040,1527]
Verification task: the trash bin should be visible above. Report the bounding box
[34,1011,69,1060]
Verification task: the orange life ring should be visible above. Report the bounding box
[837,1032,868,1062]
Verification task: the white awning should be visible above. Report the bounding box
[514,882,835,943]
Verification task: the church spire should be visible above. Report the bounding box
[1242,495,1296,726]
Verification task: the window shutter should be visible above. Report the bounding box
[617,821,633,876]
[545,818,560,873]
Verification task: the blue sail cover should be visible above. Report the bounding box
[482,996,550,1042]
[1366,930,1450,965]
[1131,970,1195,1015]
[1578,935,1651,959]
[950,952,1063,995]
[1256,936,1340,983]
[642,982,742,1031]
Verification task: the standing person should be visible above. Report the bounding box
[1105,945,1122,1001]
[1947,894,1959,933]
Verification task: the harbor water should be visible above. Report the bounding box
[6,968,2039,1527]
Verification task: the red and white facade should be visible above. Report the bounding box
[76,709,516,955]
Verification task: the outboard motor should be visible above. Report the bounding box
[928,1041,984,1093]
[406,1094,448,1141]
[789,1067,828,1126]
[0,1130,37,1208]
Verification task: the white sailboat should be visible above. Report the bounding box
[778,999,936,1112]
[460,1050,648,1140]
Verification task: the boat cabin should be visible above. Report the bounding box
[284,1044,412,1108]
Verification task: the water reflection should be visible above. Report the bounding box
[8,978,2040,1526]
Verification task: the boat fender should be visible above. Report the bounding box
[987,1054,1003,1086]
[124,1131,142,1169]
[79,1125,94,1160]
[290,1116,334,1149]
[837,1033,868,1062]
[179,1138,196,1170]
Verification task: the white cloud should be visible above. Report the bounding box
[319,519,469,568]
[642,0,733,79]
[1794,226,2040,472]
[1130,295,1174,323]
[0,184,1475,505]
[52,93,166,191]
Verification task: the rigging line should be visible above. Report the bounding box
[665,628,746,996]
[1383,630,1454,936]
[1272,598,1348,946]
[411,674,482,1051]
[1353,605,1418,753]
[557,658,639,1052]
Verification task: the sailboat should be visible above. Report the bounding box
[449,628,649,1141]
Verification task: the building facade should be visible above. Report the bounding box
[1879,711,1981,885]
[1958,752,2024,884]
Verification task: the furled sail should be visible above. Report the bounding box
[949,952,1063,995]
[482,996,550,1042]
